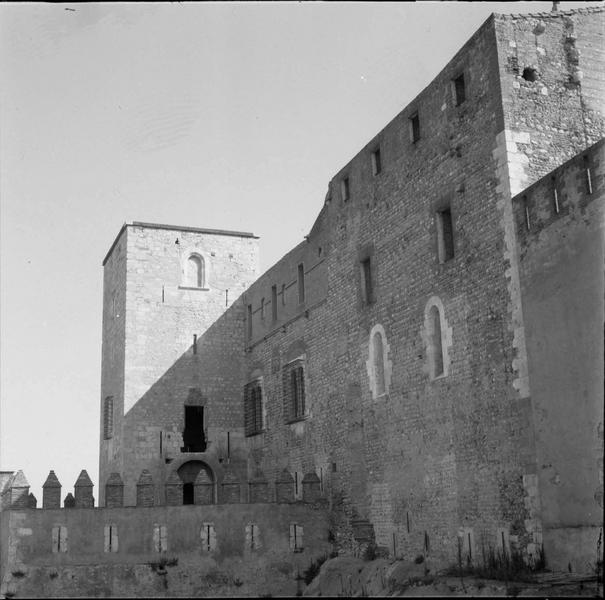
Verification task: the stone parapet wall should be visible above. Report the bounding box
[0,503,330,598]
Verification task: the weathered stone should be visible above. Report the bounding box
[42,471,62,509]
[136,470,154,507]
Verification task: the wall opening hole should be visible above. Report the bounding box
[522,67,538,82]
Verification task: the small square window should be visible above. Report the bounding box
[341,177,350,202]
[409,113,420,143]
[371,148,382,176]
[453,73,466,106]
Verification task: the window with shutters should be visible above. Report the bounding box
[289,523,304,552]
[244,379,264,436]
[153,524,167,553]
[52,525,68,553]
[104,524,119,553]
[283,359,306,422]
[103,396,113,440]
[200,522,216,552]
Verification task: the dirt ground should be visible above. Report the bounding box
[303,556,603,597]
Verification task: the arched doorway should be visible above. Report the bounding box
[177,461,213,505]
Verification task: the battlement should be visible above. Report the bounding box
[513,138,604,244]
[1,468,324,511]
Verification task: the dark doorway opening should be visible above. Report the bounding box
[177,461,214,505]
[182,405,206,452]
[183,482,194,505]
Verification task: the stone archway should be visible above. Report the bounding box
[177,461,214,505]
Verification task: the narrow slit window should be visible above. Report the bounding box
[453,73,466,105]
[341,177,350,202]
[104,524,119,553]
[371,148,382,176]
[373,332,386,396]
[247,523,260,550]
[361,257,373,304]
[552,178,560,214]
[429,305,444,378]
[260,298,265,320]
[410,113,420,143]
[247,304,253,340]
[281,283,286,306]
[271,285,278,321]
[584,156,593,194]
[297,264,305,304]
[524,196,531,230]
[436,207,455,262]
[52,526,68,553]
[201,523,216,552]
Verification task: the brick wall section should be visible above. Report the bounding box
[513,139,604,571]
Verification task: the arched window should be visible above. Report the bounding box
[373,332,386,396]
[429,305,444,377]
[366,324,391,400]
[423,296,451,380]
[186,255,204,288]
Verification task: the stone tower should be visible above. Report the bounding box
[99,222,259,505]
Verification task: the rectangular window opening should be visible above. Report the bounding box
[341,177,350,202]
[371,148,382,176]
[361,257,373,304]
[410,113,420,143]
[436,207,455,263]
[454,73,466,105]
[182,405,206,452]
[297,264,305,304]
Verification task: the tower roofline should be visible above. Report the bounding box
[102,221,259,266]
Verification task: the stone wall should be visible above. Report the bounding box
[514,140,604,571]
[99,223,260,505]
[0,503,330,598]
[98,7,605,572]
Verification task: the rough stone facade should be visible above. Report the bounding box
[94,7,602,570]
[1,7,603,597]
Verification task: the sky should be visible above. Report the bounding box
[1,1,599,502]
